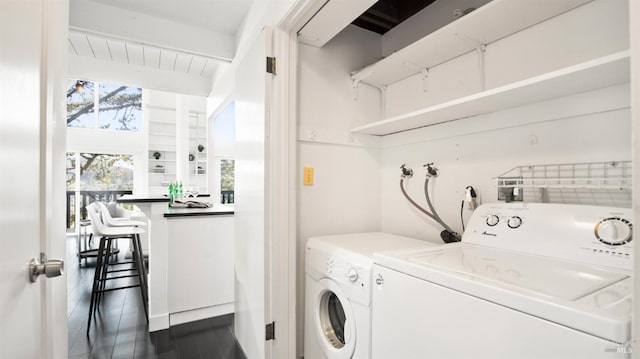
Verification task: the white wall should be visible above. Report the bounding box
[385,0,629,118]
[296,0,631,356]
[381,84,631,242]
[296,24,383,357]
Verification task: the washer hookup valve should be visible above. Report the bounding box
[424,163,438,177]
[400,164,413,178]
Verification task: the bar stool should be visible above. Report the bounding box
[96,201,147,261]
[77,220,91,265]
[85,203,148,335]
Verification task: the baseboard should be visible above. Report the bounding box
[149,313,170,332]
[169,303,235,326]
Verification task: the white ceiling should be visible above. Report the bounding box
[88,0,254,35]
[68,0,255,94]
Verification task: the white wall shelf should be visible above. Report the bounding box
[350,0,594,86]
[351,51,630,136]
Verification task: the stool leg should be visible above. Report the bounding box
[87,236,106,336]
[132,234,149,321]
[77,230,81,266]
[98,237,114,307]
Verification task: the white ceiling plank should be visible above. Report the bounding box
[70,0,234,61]
[188,56,207,76]
[174,53,192,73]
[69,32,94,57]
[68,55,212,96]
[107,39,128,63]
[68,39,78,56]
[126,43,144,66]
[201,60,218,77]
[160,50,178,71]
[87,35,112,61]
[144,46,161,69]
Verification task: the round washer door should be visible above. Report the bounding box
[313,278,356,359]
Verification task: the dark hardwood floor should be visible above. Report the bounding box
[67,234,246,359]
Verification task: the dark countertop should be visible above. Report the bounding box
[117,194,231,218]
[164,203,234,218]
[117,194,211,204]
[117,194,170,203]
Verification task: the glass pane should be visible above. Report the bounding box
[67,80,95,128]
[98,83,142,131]
[66,152,76,190]
[221,159,234,204]
[327,293,346,345]
[78,153,134,191]
[214,101,235,139]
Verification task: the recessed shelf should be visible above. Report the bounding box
[350,0,594,86]
[351,51,630,136]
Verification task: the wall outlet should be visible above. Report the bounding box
[303,166,314,186]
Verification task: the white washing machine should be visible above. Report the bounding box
[304,232,436,359]
[372,203,633,359]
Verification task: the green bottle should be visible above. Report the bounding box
[168,182,175,206]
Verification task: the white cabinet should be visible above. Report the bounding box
[167,215,235,320]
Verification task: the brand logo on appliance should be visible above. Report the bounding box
[374,273,384,288]
[482,231,498,237]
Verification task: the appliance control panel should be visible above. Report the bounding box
[305,247,372,305]
[463,203,633,271]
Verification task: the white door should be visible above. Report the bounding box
[234,27,274,359]
[0,0,69,357]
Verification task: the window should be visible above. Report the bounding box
[66,81,95,128]
[214,101,236,204]
[66,80,142,131]
[220,159,235,204]
[66,152,134,231]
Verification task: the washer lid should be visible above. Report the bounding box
[374,243,632,343]
[408,244,627,301]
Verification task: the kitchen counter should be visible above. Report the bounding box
[164,203,234,217]
[117,194,235,331]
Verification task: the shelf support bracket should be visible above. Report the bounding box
[354,80,387,116]
[403,61,430,93]
[454,33,487,91]
[352,79,361,101]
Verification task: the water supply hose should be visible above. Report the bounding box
[423,176,455,234]
[400,178,437,221]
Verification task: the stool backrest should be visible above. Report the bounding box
[96,201,118,226]
[85,202,107,237]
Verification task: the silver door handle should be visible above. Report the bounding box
[29,253,64,282]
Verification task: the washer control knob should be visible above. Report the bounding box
[507,216,522,229]
[347,268,358,282]
[486,215,500,227]
[595,217,632,246]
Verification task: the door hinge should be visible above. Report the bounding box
[266,56,276,75]
[265,321,275,341]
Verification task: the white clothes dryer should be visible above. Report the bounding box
[372,203,633,359]
[304,232,436,359]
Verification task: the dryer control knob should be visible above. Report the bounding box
[347,268,358,282]
[507,216,522,229]
[595,217,632,246]
[486,215,499,227]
